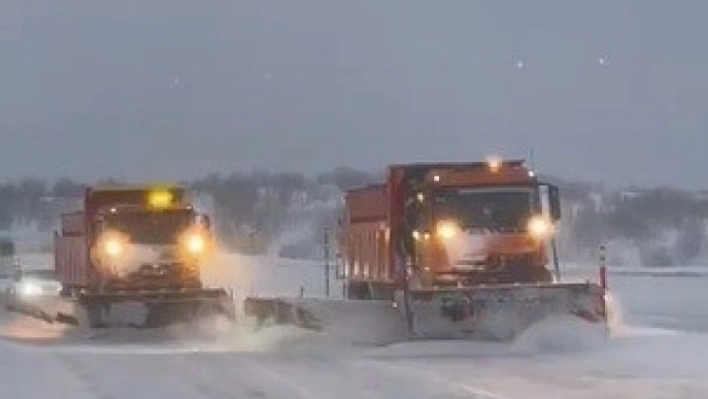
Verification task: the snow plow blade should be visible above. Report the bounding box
[54,288,237,328]
[4,298,69,325]
[244,297,324,331]
[243,297,408,345]
[404,282,607,341]
[243,282,606,343]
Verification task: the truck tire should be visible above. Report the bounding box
[531,266,553,283]
[368,283,395,300]
[347,282,371,300]
[85,302,108,328]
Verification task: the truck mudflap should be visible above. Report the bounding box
[402,282,607,341]
[55,288,237,328]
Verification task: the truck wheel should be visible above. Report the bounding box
[531,267,553,283]
[86,302,108,328]
[347,282,371,300]
[368,283,395,300]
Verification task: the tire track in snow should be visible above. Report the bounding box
[0,340,99,399]
[242,358,328,399]
[354,358,505,399]
[58,354,119,399]
[169,353,304,399]
[243,353,497,399]
[371,340,708,399]
[47,351,220,399]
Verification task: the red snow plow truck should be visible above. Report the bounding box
[246,160,607,341]
[51,184,234,328]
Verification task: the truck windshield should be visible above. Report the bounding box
[105,210,194,244]
[434,188,533,231]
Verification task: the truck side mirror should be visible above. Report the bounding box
[548,184,561,221]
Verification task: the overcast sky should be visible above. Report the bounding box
[0,1,707,188]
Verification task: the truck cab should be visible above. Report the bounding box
[397,160,561,287]
[56,185,213,295]
[92,204,210,290]
[340,159,562,299]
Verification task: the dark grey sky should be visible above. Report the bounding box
[1,1,707,187]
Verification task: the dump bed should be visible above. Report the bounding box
[60,211,85,235]
[342,185,392,282]
[55,211,91,287]
[345,185,387,223]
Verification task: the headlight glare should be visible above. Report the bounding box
[528,216,553,239]
[437,220,460,240]
[19,281,42,296]
[185,233,207,255]
[97,231,130,261]
[104,238,125,258]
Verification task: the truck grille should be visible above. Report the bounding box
[106,263,200,291]
[487,253,533,267]
[454,253,534,269]
[137,263,182,277]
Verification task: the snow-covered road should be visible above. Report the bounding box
[0,335,497,399]
[2,253,708,399]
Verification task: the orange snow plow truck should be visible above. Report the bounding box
[246,160,607,341]
[49,184,235,328]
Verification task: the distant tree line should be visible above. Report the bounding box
[552,180,708,266]
[0,167,380,258]
[190,167,380,256]
[1,169,708,266]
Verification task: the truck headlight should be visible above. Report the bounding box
[185,232,207,255]
[437,220,460,240]
[97,231,130,260]
[527,216,552,239]
[19,281,42,296]
[104,237,125,258]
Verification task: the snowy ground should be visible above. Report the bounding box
[2,253,708,399]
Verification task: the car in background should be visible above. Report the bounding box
[4,268,62,309]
